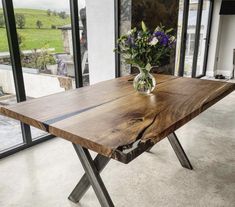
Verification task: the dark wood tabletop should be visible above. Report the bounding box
[1,74,234,163]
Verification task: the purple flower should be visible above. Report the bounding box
[125,35,135,48]
[154,31,170,46]
[154,31,164,37]
[161,36,169,46]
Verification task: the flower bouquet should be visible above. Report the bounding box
[115,21,176,94]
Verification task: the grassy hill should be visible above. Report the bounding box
[0,8,71,52]
[11,8,70,29]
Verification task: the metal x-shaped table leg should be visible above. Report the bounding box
[69,144,114,207]
[147,132,193,170]
[69,132,192,207]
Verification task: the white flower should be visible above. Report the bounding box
[154,26,161,32]
[169,36,176,43]
[127,30,132,35]
[149,37,159,46]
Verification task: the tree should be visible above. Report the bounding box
[37,44,56,70]
[58,11,67,19]
[17,32,25,63]
[36,20,43,29]
[51,24,56,29]
[47,9,51,16]
[0,14,5,28]
[17,32,25,48]
[15,14,25,29]
[52,10,57,16]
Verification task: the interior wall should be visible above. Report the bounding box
[217,15,235,77]
[86,0,116,84]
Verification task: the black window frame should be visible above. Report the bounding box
[178,0,214,78]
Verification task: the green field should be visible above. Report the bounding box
[0,8,70,52]
[0,28,65,52]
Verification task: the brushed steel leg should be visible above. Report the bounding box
[70,144,114,207]
[168,132,193,170]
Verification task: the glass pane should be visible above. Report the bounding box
[131,0,179,75]
[79,1,89,86]
[196,0,210,76]
[0,4,24,152]
[12,0,85,138]
[184,0,198,77]
[119,0,132,76]
[175,0,184,75]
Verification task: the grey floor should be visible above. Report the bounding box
[0,91,234,207]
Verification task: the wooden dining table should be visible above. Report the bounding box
[0,74,234,207]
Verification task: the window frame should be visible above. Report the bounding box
[178,0,214,78]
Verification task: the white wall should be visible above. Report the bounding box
[217,15,235,77]
[86,0,116,84]
[23,73,67,98]
[0,67,68,98]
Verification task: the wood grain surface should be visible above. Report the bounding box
[1,74,234,163]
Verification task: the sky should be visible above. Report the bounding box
[1,0,85,12]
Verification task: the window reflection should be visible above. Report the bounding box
[0,2,24,152]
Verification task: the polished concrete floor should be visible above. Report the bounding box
[0,91,234,207]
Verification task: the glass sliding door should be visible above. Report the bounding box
[0,0,84,158]
[196,0,211,77]
[11,0,83,139]
[176,0,213,77]
[184,0,198,77]
[175,0,184,75]
[0,2,24,152]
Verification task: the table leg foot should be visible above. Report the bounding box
[69,153,109,203]
[168,132,193,170]
[68,173,90,203]
[146,146,154,152]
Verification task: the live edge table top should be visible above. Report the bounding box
[1,74,234,163]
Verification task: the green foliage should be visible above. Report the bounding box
[0,8,70,52]
[0,29,8,51]
[15,14,26,29]
[0,9,70,29]
[36,20,43,29]
[17,32,26,48]
[0,14,5,28]
[47,9,51,16]
[51,24,56,29]
[0,28,64,53]
[27,44,56,70]
[37,44,56,70]
[52,10,57,16]
[141,21,147,32]
[115,21,176,70]
[58,11,68,19]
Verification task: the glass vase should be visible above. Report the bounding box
[133,69,156,94]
